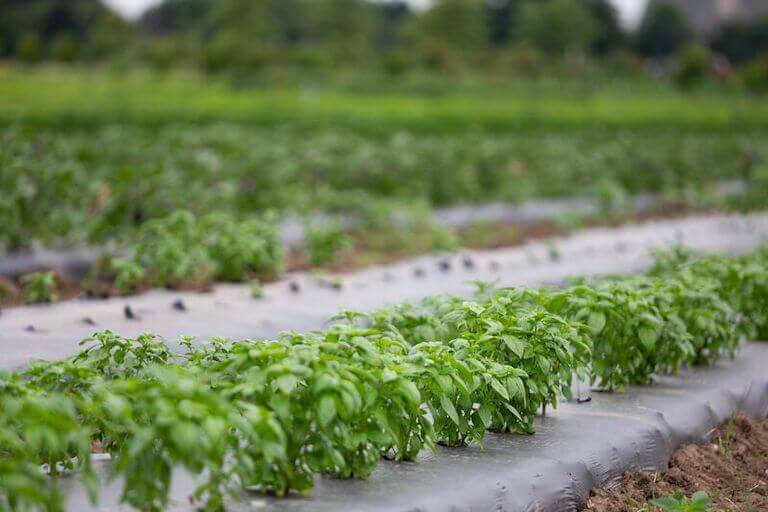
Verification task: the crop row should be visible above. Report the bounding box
[3,125,767,252]
[1,249,767,511]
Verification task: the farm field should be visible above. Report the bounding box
[2,64,768,512]
[4,0,768,509]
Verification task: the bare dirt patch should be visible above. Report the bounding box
[582,415,768,511]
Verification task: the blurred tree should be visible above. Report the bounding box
[0,0,129,60]
[139,0,213,35]
[486,0,522,47]
[710,18,768,65]
[634,2,691,58]
[303,0,376,60]
[17,34,43,63]
[51,33,78,62]
[197,0,307,70]
[742,54,768,93]
[409,0,488,53]
[521,0,598,56]
[672,43,710,89]
[581,0,625,55]
[375,1,411,50]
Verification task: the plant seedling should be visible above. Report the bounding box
[250,280,264,299]
[650,490,713,512]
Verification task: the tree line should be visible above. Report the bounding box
[1,0,767,81]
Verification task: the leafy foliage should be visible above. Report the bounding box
[20,271,58,304]
[304,221,351,267]
[0,248,766,509]
[0,392,97,512]
[651,490,713,512]
[124,210,283,289]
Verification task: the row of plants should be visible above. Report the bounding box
[0,211,285,306]
[357,247,768,391]
[2,124,767,252]
[0,207,458,306]
[106,210,283,292]
[0,248,766,510]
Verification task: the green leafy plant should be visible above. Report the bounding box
[126,210,283,289]
[202,211,283,281]
[20,271,58,304]
[81,367,287,511]
[133,210,213,288]
[304,221,351,267]
[651,490,713,512]
[111,258,146,295]
[559,278,693,390]
[0,393,97,512]
[72,331,174,379]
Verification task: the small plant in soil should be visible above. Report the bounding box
[250,280,264,299]
[650,490,712,512]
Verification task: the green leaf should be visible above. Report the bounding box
[170,422,199,451]
[381,368,397,383]
[546,293,568,313]
[638,327,658,350]
[439,394,460,426]
[489,378,509,400]
[504,403,522,420]
[274,374,298,394]
[650,496,682,509]
[588,312,606,334]
[317,395,337,427]
[502,335,526,358]
[477,403,492,428]
[396,380,421,406]
[690,490,710,506]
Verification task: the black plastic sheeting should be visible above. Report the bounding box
[59,342,768,511]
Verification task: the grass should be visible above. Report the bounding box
[2,65,768,132]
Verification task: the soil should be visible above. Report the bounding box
[582,415,768,512]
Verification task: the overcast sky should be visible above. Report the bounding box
[103,0,650,28]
